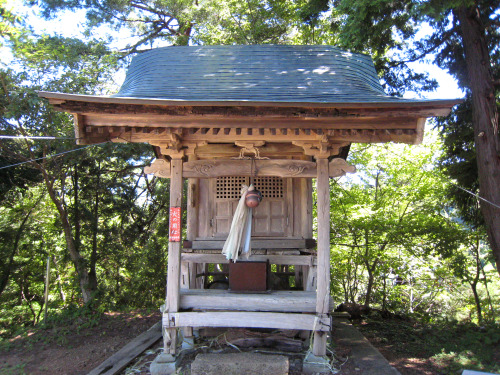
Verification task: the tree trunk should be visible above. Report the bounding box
[470,236,483,323]
[457,6,500,276]
[51,255,66,302]
[470,280,482,324]
[42,170,94,304]
[88,163,100,293]
[0,205,35,297]
[73,166,81,252]
[382,275,387,311]
[364,260,377,308]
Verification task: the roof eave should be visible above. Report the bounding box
[38,91,463,111]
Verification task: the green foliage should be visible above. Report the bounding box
[358,318,500,374]
[330,0,500,278]
[1,0,498,345]
[1,5,168,325]
[327,138,500,321]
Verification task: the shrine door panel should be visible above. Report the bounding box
[212,176,288,238]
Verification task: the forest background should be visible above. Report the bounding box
[0,0,499,371]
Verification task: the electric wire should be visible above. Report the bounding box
[393,149,500,211]
[1,134,498,210]
[0,141,109,170]
[0,135,76,140]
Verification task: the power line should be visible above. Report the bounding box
[392,148,500,211]
[0,135,76,140]
[0,142,109,170]
[453,184,500,210]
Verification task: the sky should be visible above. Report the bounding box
[7,0,465,100]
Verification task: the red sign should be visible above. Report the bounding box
[169,207,181,242]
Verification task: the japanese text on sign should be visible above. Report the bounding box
[169,207,181,242]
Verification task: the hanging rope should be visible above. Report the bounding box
[222,184,252,261]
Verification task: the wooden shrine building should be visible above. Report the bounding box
[39,45,459,362]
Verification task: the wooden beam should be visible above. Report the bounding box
[314,158,331,356]
[163,312,331,332]
[83,113,421,129]
[145,159,356,179]
[179,289,333,313]
[189,238,316,250]
[181,253,316,266]
[184,159,316,178]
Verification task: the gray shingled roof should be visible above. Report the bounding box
[115,45,412,103]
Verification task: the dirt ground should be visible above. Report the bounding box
[0,310,161,375]
[0,311,446,374]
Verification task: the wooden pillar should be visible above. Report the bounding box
[186,152,199,241]
[186,153,199,291]
[165,158,183,355]
[313,158,330,356]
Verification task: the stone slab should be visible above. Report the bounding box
[332,318,400,375]
[462,371,500,375]
[190,353,289,375]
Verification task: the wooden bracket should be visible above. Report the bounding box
[150,130,185,159]
[293,141,349,158]
[184,141,208,157]
[144,159,171,178]
[234,141,269,159]
[329,158,356,177]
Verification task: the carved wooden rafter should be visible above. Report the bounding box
[102,126,418,146]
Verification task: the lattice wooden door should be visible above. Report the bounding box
[211,176,288,237]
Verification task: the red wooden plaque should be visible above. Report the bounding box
[169,207,181,242]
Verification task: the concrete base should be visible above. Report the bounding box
[150,353,177,375]
[302,352,332,374]
[191,352,289,375]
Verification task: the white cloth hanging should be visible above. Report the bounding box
[222,184,254,261]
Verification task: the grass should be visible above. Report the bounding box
[0,363,27,375]
[0,304,104,353]
[356,315,500,374]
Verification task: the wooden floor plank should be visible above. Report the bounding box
[87,321,162,375]
[180,289,330,313]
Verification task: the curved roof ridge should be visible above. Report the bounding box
[114,45,399,103]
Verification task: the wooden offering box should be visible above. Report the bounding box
[229,261,268,292]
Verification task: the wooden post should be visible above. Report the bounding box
[186,153,199,241]
[165,158,183,355]
[183,153,197,340]
[313,158,330,356]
